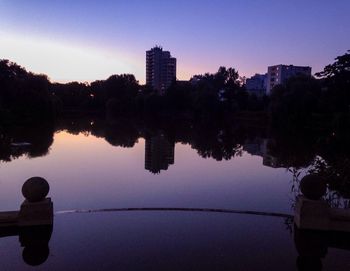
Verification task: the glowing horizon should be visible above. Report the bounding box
[0,31,262,84]
[1,1,349,84]
[0,31,210,84]
[0,32,144,83]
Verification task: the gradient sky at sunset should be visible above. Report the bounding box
[0,0,349,83]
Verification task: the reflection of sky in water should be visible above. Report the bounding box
[1,213,350,270]
[1,131,350,270]
[1,131,293,213]
[0,213,296,271]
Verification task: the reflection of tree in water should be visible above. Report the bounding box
[104,120,140,148]
[265,129,316,169]
[2,116,350,205]
[0,131,13,162]
[57,117,140,148]
[56,118,96,136]
[262,124,350,209]
[0,124,54,163]
[190,124,245,161]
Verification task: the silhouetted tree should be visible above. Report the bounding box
[269,75,321,129]
[0,59,53,122]
[316,50,350,114]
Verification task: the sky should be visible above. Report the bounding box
[0,0,349,84]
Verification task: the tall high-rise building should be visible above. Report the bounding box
[146,46,176,94]
[266,65,311,95]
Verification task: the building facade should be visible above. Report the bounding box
[245,73,267,96]
[266,65,311,95]
[146,46,176,94]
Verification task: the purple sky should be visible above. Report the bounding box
[0,0,349,83]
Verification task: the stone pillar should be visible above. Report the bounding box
[19,198,53,226]
[294,196,330,231]
[18,177,53,227]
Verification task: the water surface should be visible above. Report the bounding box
[0,122,349,270]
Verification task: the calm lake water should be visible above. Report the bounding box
[0,122,350,270]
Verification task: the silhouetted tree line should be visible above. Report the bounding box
[135,66,268,120]
[1,50,349,127]
[0,116,262,163]
[51,74,139,115]
[0,60,54,123]
[269,50,350,131]
[0,59,267,122]
[0,123,54,162]
[61,66,265,119]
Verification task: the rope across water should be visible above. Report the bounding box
[55,207,293,219]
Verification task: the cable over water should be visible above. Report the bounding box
[55,207,293,219]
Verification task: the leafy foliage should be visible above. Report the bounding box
[0,59,53,122]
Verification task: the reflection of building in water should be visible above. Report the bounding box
[243,138,285,168]
[243,138,267,157]
[145,134,175,174]
[262,154,285,168]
